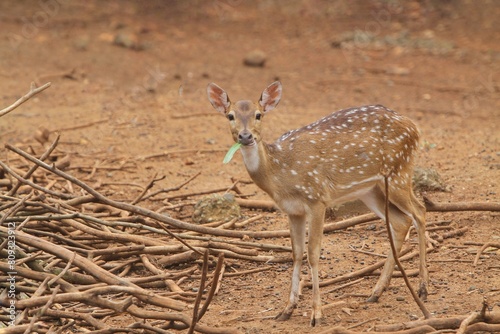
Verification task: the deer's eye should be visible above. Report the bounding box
[255,113,262,120]
[227,114,235,121]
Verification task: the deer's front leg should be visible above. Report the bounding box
[307,203,326,327]
[275,213,306,321]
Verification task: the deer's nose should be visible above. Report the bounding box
[238,131,254,145]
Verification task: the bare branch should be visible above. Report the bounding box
[0,82,51,118]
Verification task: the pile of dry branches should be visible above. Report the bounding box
[1,84,499,333]
[0,137,251,333]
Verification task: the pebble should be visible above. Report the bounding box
[113,32,141,50]
[243,50,266,67]
[34,127,50,144]
[386,65,410,76]
[74,35,90,51]
[192,194,240,224]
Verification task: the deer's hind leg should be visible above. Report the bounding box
[390,188,428,300]
[359,185,417,302]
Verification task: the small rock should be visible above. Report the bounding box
[422,29,435,39]
[413,166,450,192]
[74,35,90,51]
[391,45,406,56]
[34,127,50,145]
[386,65,410,76]
[192,194,240,224]
[113,32,140,50]
[243,50,266,67]
[365,224,377,231]
[396,296,405,301]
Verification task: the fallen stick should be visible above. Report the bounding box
[54,118,109,133]
[325,277,365,294]
[8,134,61,196]
[197,254,225,321]
[234,214,263,228]
[436,226,468,242]
[33,308,107,330]
[317,325,436,334]
[165,186,237,201]
[176,234,292,252]
[140,254,184,293]
[15,276,51,326]
[23,284,60,332]
[0,82,51,118]
[189,251,209,334]
[157,250,200,266]
[131,172,164,204]
[457,310,482,334]
[0,262,77,293]
[473,242,500,266]
[205,241,259,256]
[464,322,500,333]
[424,196,500,212]
[142,171,201,201]
[375,311,500,332]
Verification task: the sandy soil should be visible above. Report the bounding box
[1,1,499,333]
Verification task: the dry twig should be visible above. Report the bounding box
[0,82,51,118]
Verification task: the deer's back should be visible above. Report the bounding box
[266,105,419,204]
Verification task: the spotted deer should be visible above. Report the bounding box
[207,81,428,326]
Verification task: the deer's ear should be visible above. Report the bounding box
[207,83,231,114]
[259,81,282,113]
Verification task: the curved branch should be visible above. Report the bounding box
[0,82,51,118]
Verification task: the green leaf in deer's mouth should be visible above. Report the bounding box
[223,142,242,164]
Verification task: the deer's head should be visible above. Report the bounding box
[207,81,282,146]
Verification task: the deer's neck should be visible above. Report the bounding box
[240,141,275,195]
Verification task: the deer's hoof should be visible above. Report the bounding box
[418,283,428,301]
[310,312,322,327]
[275,305,294,322]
